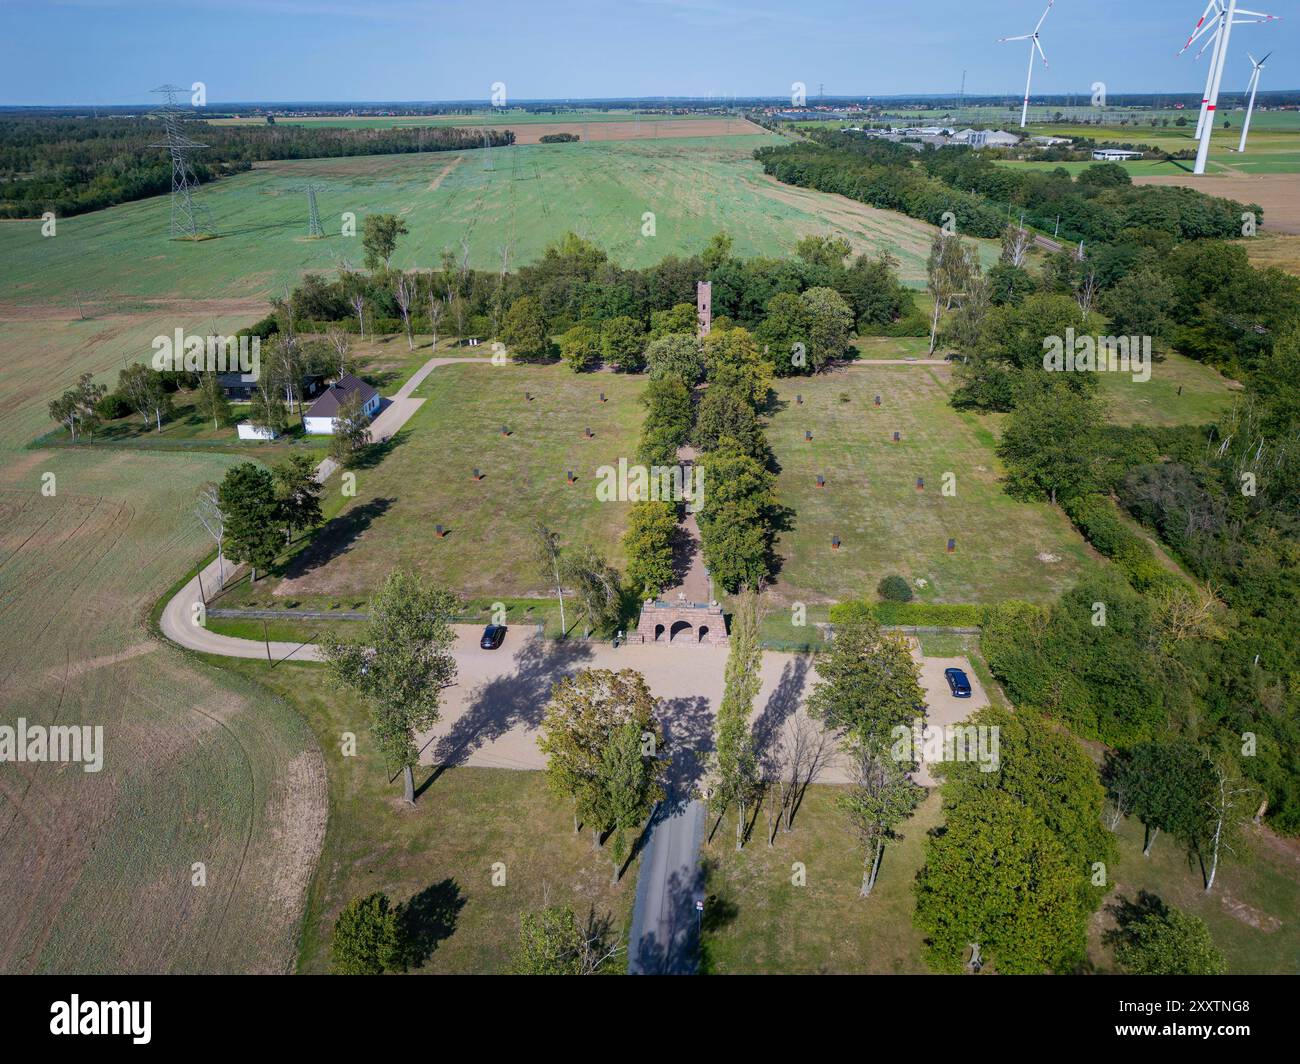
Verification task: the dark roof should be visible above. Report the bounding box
[305,372,378,419]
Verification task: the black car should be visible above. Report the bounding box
[944,667,972,698]
[480,624,506,650]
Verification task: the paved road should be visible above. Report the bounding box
[161,355,492,659]
[627,792,706,974]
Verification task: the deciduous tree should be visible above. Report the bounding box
[323,568,458,804]
[217,462,282,582]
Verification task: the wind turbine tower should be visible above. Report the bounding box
[1180,1,1279,175]
[998,2,1054,129]
[1237,51,1272,152]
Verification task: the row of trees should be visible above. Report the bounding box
[270,229,908,375]
[810,614,925,897]
[758,135,1256,246]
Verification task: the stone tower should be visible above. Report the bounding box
[696,280,712,337]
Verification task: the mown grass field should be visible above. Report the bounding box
[213,659,639,975]
[0,135,962,306]
[1097,350,1241,427]
[766,364,1099,605]
[247,363,646,603]
[700,786,938,973]
[1091,813,1300,975]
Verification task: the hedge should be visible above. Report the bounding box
[1064,493,1187,594]
[829,600,987,627]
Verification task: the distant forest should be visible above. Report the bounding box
[756,132,1259,244]
[0,117,515,219]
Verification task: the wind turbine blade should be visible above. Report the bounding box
[1181,21,1218,55]
[1194,28,1221,61]
[999,34,1032,42]
[1258,51,1273,65]
[1179,3,1223,55]
[1234,10,1280,18]
[1034,0,1055,34]
[1034,37,1049,66]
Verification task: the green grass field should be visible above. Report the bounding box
[1098,350,1242,427]
[1092,813,1300,975]
[213,658,639,974]
[0,136,961,306]
[235,363,646,603]
[766,364,1099,605]
[700,786,938,973]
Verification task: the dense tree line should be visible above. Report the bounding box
[756,135,1258,245]
[933,219,1299,831]
[0,117,514,218]
[270,229,913,367]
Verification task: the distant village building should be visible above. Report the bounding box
[697,280,712,337]
[303,372,380,435]
[1092,148,1143,162]
[1031,135,1074,146]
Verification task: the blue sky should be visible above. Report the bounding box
[1,0,1296,105]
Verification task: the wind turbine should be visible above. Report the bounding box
[1180,1,1226,141]
[999,1,1054,130]
[1237,51,1271,152]
[1179,1,1280,175]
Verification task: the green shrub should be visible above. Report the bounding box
[95,393,131,420]
[877,574,913,602]
[828,599,875,626]
[1064,493,1189,594]
[829,599,986,628]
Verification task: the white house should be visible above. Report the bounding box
[303,372,381,435]
[1092,148,1143,162]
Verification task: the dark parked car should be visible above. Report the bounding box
[944,667,972,698]
[480,624,506,650]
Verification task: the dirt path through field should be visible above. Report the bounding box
[427,155,462,191]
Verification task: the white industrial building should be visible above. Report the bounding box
[951,128,1021,148]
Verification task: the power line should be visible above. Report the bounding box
[148,84,214,240]
[287,183,326,238]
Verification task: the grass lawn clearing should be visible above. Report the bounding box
[766,364,1098,605]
